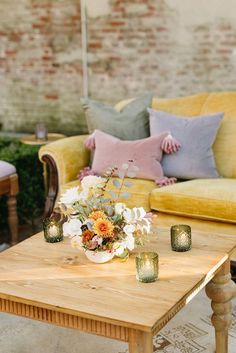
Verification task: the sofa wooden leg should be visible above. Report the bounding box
[231,261,236,283]
[42,155,59,218]
[7,195,18,245]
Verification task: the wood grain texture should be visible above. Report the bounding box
[0,298,129,341]
[0,224,235,333]
[206,259,236,353]
[129,329,153,353]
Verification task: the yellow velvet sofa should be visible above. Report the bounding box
[39,91,236,223]
[39,91,236,266]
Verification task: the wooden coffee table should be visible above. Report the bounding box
[0,222,235,353]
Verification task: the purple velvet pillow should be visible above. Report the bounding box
[148,109,223,179]
[91,130,168,181]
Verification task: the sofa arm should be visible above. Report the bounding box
[39,135,90,216]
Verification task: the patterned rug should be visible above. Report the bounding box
[153,290,236,353]
[0,290,235,353]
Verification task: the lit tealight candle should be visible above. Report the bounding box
[43,218,63,243]
[135,252,159,283]
[171,225,191,252]
[48,225,59,237]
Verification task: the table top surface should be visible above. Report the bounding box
[0,226,235,332]
[21,133,66,145]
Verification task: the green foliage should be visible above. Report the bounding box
[0,137,44,228]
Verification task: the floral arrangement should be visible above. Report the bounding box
[57,162,152,260]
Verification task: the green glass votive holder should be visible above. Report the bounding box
[135,252,159,283]
[171,224,191,252]
[43,218,63,243]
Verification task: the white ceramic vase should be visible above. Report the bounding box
[84,250,114,264]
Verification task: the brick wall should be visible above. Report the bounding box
[0,0,86,134]
[1,0,236,134]
[88,0,236,101]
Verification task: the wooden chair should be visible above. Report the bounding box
[0,161,19,245]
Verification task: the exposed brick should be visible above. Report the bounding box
[89,42,103,49]
[109,21,125,26]
[45,94,59,100]
[1,0,236,135]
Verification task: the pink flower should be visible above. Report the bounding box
[77,167,97,181]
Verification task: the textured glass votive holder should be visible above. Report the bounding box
[171,224,191,252]
[43,218,63,243]
[35,123,48,141]
[135,252,159,283]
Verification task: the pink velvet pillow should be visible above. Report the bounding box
[92,130,168,180]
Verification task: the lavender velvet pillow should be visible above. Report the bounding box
[148,109,224,179]
[92,130,168,181]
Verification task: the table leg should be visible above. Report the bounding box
[129,329,153,353]
[206,259,236,353]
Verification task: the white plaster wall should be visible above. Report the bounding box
[86,0,110,18]
[86,0,236,24]
[166,0,236,26]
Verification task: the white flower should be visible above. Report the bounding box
[115,202,126,215]
[133,207,146,219]
[138,218,151,234]
[63,219,82,237]
[71,235,82,249]
[60,187,81,206]
[123,208,132,222]
[81,175,105,191]
[123,207,147,223]
[78,189,89,201]
[115,233,135,255]
[91,235,103,247]
[123,224,135,236]
[125,234,135,250]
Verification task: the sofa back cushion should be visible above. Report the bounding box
[200,92,236,179]
[114,92,236,178]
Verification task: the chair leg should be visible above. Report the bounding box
[7,174,19,246]
[7,195,18,245]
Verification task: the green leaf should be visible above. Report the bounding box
[124,181,133,188]
[127,166,139,177]
[109,190,118,199]
[100,197,110,203]
[118,170,125,179]
[105,205,114,216]
[131,165,139,172]
[126,171,136,178]
[112,179,121,188]
[120,192,130,199]
[136,208,141,219]
[122,163,129,170]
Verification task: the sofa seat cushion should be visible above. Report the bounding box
[150,179,236,223]
[58,178,157,211]
[0,161,16,179]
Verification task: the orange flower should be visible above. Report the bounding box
[89,210,107,221]
[82,229,94,242]
[93,218,114,237]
